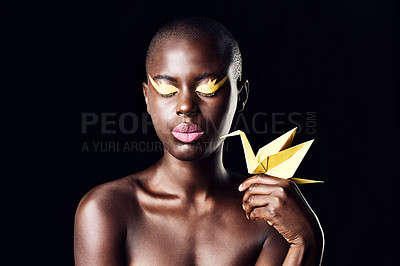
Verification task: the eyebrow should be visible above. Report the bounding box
[194,73,220,81]
[152,73,221,83]
[153,75,177,82]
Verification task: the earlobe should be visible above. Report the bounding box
[237,79,249,112]
[142,81,150,112]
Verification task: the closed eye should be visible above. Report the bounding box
[195,76,227,96]
[148,74,179,97]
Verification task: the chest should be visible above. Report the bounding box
[125,207,269,265]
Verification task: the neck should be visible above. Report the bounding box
[153,145,229,201]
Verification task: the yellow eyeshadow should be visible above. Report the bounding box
[195,76,228,95]
[148,75,179,95]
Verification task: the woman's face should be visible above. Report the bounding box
[143,37,238,161]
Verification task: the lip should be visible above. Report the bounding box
[172,123,204,143]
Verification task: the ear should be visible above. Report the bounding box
[237,79,249,112]
[142,81,150,113]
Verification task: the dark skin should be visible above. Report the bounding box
[74,36,324,265]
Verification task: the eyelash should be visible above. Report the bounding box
[196,91,216,97]
[158,91,216,98]
[160,92,178,98]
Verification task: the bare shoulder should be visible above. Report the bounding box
[75,176,136,222]
[74,175,141,265]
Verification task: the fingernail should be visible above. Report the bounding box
[238,184,243,191]
[246,214,249,220]
[242,204,245,210]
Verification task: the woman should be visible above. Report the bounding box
[74,17,324,265]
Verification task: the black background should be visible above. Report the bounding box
[5,0,398,265]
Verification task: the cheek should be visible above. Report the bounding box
[147,95,175,134]
[203,89,237,133]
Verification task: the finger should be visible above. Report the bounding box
[247,206,273,223]
[242,194,271,218]
[239,174,291,192]
[242,183,276,202]
[242,183,289,211]
[244,190,289,220]
[249,205,279,225]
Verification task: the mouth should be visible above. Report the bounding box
[172,122,204,143]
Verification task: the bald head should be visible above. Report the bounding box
[146,17,242,83]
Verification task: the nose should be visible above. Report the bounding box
[175,90,199,117]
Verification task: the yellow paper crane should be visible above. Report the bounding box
[220,128,323,184]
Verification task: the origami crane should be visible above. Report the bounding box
[221,128,323,184]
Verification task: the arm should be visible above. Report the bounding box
[280,182,324,266]
[240,175,324,266]
[74,188,127,266]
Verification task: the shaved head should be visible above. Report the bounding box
[146,17,242,83]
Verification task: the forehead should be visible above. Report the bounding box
[148,37,228,78]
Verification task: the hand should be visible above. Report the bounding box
[239,174,322,246]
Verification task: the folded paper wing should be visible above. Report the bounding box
[221,128,323,184]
